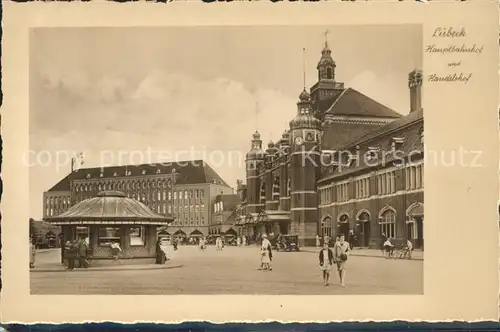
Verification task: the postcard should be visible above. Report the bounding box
[1,1,498,323]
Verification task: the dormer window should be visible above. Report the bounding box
[100,173,104,178]
[142,170,146,175]
[366,147,380,162]
[86,173,91,179]
[126,170,132,176]
[156,169,161,174]
[391,137,404,152]
[349,154,359,167]
[113,172,117,177]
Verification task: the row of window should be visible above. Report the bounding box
[336,183,349,202]
[75,226,146,247]
[318,165,423,205]
[214,201,225,213]
[320,210,397,238]
[405,164,424,190]
[73,183,207,203]
[171,216,206,226]
[355,177,370,199]
[377,171,396,196]
[74,179,171,193]
[259,179,292,199]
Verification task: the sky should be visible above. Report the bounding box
[29,25,422,219]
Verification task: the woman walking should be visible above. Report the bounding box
[334,235,350,287]
[318,242,334,286]
[259,234,273,271]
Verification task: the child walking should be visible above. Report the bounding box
[318,242,334,286]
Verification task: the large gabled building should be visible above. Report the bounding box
[43,160,233,238]
[237,39,424,248]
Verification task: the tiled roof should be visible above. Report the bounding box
[345,108,423,148]
[325,88,402,119]
[319,109,424,183]
[47,159,230,192]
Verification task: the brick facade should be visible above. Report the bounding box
[240,42,424,249]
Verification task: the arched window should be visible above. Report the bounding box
[287,177,291,196]
[380,209,396,238]
[321,216,332,238]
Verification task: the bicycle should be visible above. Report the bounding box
[396,246,412,260]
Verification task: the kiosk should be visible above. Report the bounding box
[45,191,173,265]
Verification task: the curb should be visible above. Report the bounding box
[30,264,184,273]
[35,249,59,254]
[300,249,423,261]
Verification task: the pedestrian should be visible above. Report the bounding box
[58,233,65,264]
[156,239,167,264]
[316,234,321,248]
[259,234,273,271]
[64,240,77,270]
[199,237,206,251]
[29,237,36,269]
[77,235,89,268]
[348,230,355,250]
[237,236,241,247]
[318,241,334,286]
[242,235,247,246]
[405,238,413,259]
[334,234,350,287]
[110,241,122,260]
[380,233,387,255]
[383,238,394,258]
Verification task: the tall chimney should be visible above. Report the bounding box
[408,69,423,113]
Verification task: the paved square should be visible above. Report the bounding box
[31,246,423,295]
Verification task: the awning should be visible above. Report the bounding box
[257,210,291,223]
[190,229,204,237]
[223,228,237,236]
[173,230,187,237]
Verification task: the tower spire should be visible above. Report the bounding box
[323,29,329,48]
[302,48,306,89]
[254,101,260,131]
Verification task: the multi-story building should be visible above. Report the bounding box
[43,160,233,238]
[238,38,424,248]
[209,192,241,237]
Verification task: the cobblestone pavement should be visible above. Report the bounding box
[30,246,423,295]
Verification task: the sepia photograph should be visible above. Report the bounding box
[1,1,498,323]
[28,25,424,295]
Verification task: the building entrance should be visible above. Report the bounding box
[338,214,350,239]
[358,212,371,247]
[406,203,424,250]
